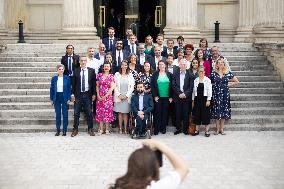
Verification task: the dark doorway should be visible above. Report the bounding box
[94,0,166,40]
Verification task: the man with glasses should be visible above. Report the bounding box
[112,39,129,73]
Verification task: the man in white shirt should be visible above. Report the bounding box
[153,46,166,70]
[86,47,101,74]
[94,43,106,64]
[210,46,231,71]
[173,49,185,66]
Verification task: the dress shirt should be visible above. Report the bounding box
[139,53,146,66]
[139,93,144,111]
[80,68,89,92]
[154,56,161,69]
[116,50,123,65]
[87,57,101,74]
[57,76,63,92]
[179,71,186,92]
[68,54,73,76]
[131,44,137,54]
[167,65,174,74]
[167,48,174,54]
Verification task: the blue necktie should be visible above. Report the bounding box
[131,45,135,54]
[82,69,85,92]
[118,51,121,66]
[109,39,113,51]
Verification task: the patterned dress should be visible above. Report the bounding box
[96,73,114,123]
[138,72,152,92]
[210,71,234,120]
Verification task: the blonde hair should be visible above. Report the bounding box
[214,58,229,74]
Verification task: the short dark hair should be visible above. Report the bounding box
[177,36,184,41]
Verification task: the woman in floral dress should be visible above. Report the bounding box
[210,58,239,135]
[96,62,115,135]
[138,61,153,94]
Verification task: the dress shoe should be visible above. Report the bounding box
[174,130,181,135]
[88,128,95,136]
[205,132,210,137]
[154,132,159,135]
[55,131,60,136]
[62,131,67,136]
[193,130,199,136]
[161,131,166,134]
[71,129,78,137]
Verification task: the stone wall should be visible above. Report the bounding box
[254,43,284,82]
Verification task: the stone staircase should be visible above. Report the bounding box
[0,43,284,132]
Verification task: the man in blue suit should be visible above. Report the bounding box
[112,39,130,73]
[102,27,116,52]
[124,34,139,55]
[131,82,154,137]
[61,45,80,79]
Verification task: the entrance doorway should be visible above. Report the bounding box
[94,0,166,42]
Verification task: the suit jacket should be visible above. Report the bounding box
[131,93,154,116]
[123,39,139,49]
[172,70,194,101]
[102,37,117,52]
[72,67,96,99]
[112,49,130,73]
[137,54,155,69]
[161,48,178,58]
[61,54,80,76]
[50,75,71,103]
[167,65,180,75]
[94,52,106,60]
[151,71,173,98]
[124,44,139,55]
[152,56,167,70]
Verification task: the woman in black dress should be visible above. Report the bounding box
[192,68,212,137]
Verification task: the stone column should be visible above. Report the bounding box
[234,0,256,42]
[0,0,5,29]
[253,0,284,43]
[60,0,99,40]
[163,0,200,42]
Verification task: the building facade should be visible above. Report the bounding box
[0,0,283,44]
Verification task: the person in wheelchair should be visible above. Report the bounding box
[131,82,154,138]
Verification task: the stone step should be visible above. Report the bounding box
[233,82,283,88]
[0,83,50,89]
[230,88,284,94]
[228,115,284,124]
[229,60,268,66]
[231,100,284,108]
[0,118,86,126]
[231,94,284,101]
[0,62,59,67]
[231,107,284,115]
[0,67,56,72]
[234,76,280,82]
[0,72,55,77]
[233,70,277,76]
[0,57,60,62]
[0,89,49,96]
[230,65,274,71]
[0,95,50,102]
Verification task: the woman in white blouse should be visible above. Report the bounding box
[114,60,135,134]
[109,139,188,189]
[192,68,212,137]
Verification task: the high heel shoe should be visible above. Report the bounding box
[193,130,199,136]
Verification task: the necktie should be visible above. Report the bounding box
[131,45,135,54]
[68,56,72,75]
[109,39,113,51]
[82,69,85,92]
[118,51,121,66]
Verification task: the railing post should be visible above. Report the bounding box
[18,20,25,43]
[214,21,220,43]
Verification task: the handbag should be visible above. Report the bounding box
[188,113,196,135]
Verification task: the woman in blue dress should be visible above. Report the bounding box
[210,57,239,135]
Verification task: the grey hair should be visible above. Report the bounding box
[56,64,65,70]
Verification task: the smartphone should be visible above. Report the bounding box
[155,150,163,167]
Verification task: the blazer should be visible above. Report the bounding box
[137,54,155,68]
[61,54,80,76]
[172,70,194,101]
[50,75,71,103]
[111,49,130,73]
[151,71,173,98]
[123,39,139,48]
[102,37,117,52]
[152,56,167,70]
[124,44,139,55]
[161,48,178,59]
[114,72,135,103]
[192,76,212,101]
[131,93,154,116]
[72,67,96,99]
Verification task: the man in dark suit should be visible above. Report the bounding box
[174,35,185,52]
[112,39,130,73]
[61,44,80,79]
[124,34,139,55]
[137,44,154,68]
[162,39,178,58]
[172,59,194,135]
[166,54,179,75]
[102,27,116,52]
[131,82,154,137]
[71,56,96,137]
[123,28,139,48]
[153,46,166,70]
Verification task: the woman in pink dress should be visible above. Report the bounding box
[195,49,211,77]
[96,62,115,135]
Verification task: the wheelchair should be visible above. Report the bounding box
[128,111,153,139]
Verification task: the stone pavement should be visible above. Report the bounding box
[0,131,284,189]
